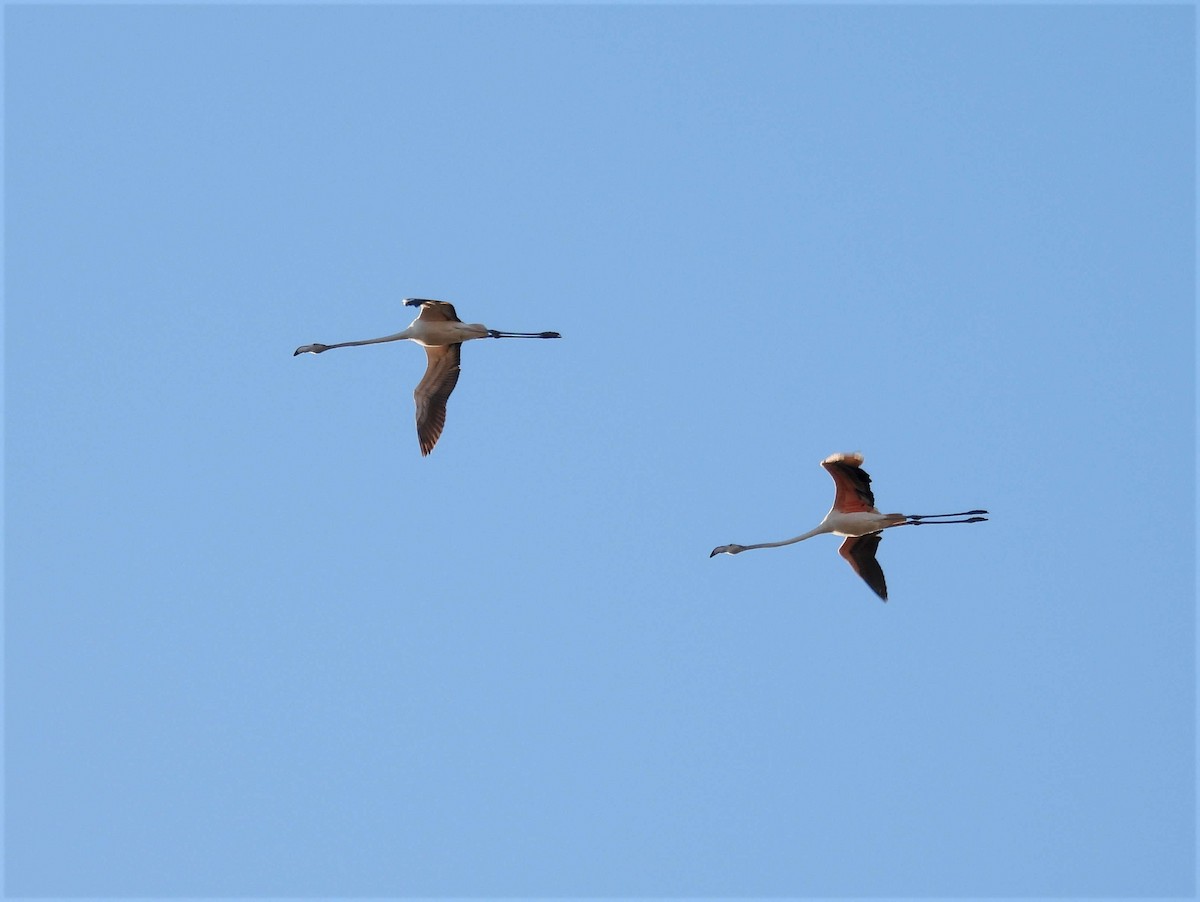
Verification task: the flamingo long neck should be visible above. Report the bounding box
[322,329,414,351]
[737,524,830,552]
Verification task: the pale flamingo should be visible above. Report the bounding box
[295,298,560,455]
[710,452,987,601]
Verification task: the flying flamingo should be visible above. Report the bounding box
[294,298,560,456]
[710,452,987,601]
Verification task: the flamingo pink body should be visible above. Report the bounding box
[710,452,987,601]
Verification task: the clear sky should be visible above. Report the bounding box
[4,4,1194,899]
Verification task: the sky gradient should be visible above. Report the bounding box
[4,4,1195,899]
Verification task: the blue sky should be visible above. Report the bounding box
[4,4,1194,899]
